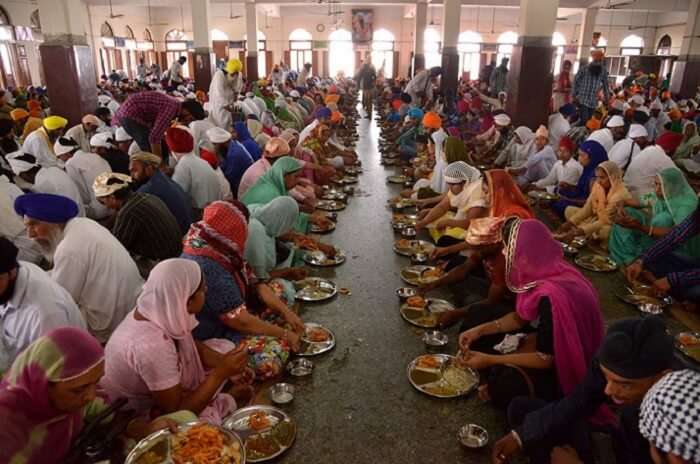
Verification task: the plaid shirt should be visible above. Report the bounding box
[642,207,700,289]
[573,65,610,109]
[114,91,180,145]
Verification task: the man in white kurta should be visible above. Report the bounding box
[14,193,143,343]
[208,59,243,130]
[64,115,101,153]
[21,116,69,168]
[534,156,583,190]
[64,149,112,220]
[608,124,647,170]
[0,240,86,369]
[0,176,43,264]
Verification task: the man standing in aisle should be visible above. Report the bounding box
[573,49,611,126]
[168,56,186,89]
[489,57,509,97]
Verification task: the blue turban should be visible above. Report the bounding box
[316,107,332,120]
[408,107,424,120]
[14,193,79,224]
[559,103,577,118]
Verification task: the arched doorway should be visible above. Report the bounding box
[458,30,482,80]
[552,32,566,75]
[620,34,644,56]
[424,27,441,69]
[496,31,517,64]
[329,29,354,78]
[99,21,118,77]
[289,28,312,73]
[371,28,395,78]
[165,29,190,79]
[243,31,267,78]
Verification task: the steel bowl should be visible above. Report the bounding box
[270,383,295,404]
[343,186,355,195]
[402,227,417,238]
[423,330,448,347]
[403,180,414,188]
[396,287,417,300]
[325,212,338,222]
[393,222,408,233]
[458,424,489,449]
[287,358,314,377]
[411,252,428,264]
[638,302,664,315]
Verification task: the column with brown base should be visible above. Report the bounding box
[505,0,558,129]
[37,0,97,126]
[191,0,214,91]
[440,0,461,109]
[412,2,427,77]
[245,2,259,82]
[671,0,700,97]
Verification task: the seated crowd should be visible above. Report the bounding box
[0,50,698,464]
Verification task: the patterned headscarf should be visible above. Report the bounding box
[0,328,104,463]
[183,200,256,293]
[640,370,700,463]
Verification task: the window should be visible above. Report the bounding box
[329,28,354,78]
[101,22,114,38]
[244,31,267,78]
[552,32,566,75]
[144,28,153,42]
[497,31,518,64]
[620,34,643,56]
[424,28,441,69]
[30,9,40,31]
[0,6,10,26]
[289,28,312,72]
[125,26,135,39]
[211,29,228,41]
[657,34,672,56]
[458,30,482,80]
[371,28,395,78]
[165,29,190,78]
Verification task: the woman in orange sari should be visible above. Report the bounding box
[423,169,534,327]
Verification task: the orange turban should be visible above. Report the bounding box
[10,108,29,121]
[392,99,402,111]
[331,111,344,123]
[422,111,442,129]
[586,117,601,131]
[668,107,682,121]
[325,94,340,105]
[27,100,42,118]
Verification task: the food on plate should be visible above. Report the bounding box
[296,237,319,251]
[171,423,241,464]
[416,355,441,369]
[421,268,443,279]
[306,326,330,342]
[396,239,412,249]
[246,434,281,459]
[442,366,476,391]
[249,411,271,431]
[679,332,700,347]
[406,296,426,308]
[414,314,438,327]
[136,439,168,464]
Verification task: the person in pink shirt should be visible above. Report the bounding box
[101,258,252,424]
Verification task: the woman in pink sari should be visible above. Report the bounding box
[101,258,250,425]
[458,218,605,410]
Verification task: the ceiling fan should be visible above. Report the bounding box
[146,0,169,26]
[107,0,124,19]
[605,0,635,9]
[229,1,243,20]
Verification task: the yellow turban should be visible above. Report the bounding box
[10,108,29,121]
[43,115,68,131]
[325,94,340,105]
[226,59,242,74]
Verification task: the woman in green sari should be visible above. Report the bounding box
[609,167,700,265]
[673,121,700,161]
[241,156,331,233]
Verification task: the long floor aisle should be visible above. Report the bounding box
[281,114,505,463]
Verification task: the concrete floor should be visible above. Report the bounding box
[269,114,694,464]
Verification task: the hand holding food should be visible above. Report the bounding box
[283,330,301,352]
[460,350,493,370]
[219,345,248,378]
[283,310,305,334]
[317,242,337,257]
[491,432,521,463]
[285,267,309,281]
[459,327,481,350]
[625,260,644,283]
[652,277,671,297]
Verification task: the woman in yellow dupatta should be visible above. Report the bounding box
[556,160,631,247]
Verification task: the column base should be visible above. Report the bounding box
[440,47,460,110]
[193,47,214,92]
[670,57,700,98]
[505,37,555,128]
[413,53,425,76]
[39,41,98,126]
[246,55,259,82]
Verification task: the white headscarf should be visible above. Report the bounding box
[429,128,449,193]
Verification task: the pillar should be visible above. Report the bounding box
[670,0,700,97]
[245,2,259,81]
[412,2,427,76]
[505,0,558,128]
[440,0,461,109]
[191,0,214,92]
[576,8,597,66]
[37,0,97,126]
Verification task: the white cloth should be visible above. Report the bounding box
[168,60,183,84]
[296,68,310,87]
[64,124,93,153]
[448,180,486,220]
[0,261,85,366]
[214,167,233,201]
[298,119,319,146]
[253,96,267,115]
[587,128,614,153]
[548,112,571,148]
[429,129,449,193]
[64,150,112,220]
[516,145,557,186]
[22,128,59,168]
[656,112,671,136]
[51,218,143,342]
[645,118,658,142]
[0,176,43,264]
[534,158,583,189]
[623,145,676,199]
[189,119,215,156]
[245,97,261,118]
[608,139,641,170]
[405,69,432,105]
[172,153,223,209]
[208,69,236,130]
[34,166,85,217]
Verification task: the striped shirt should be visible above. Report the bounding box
[573,65,611,109]
[114,91,180,145]
[642,207,700,289]
[112,192,183,260]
